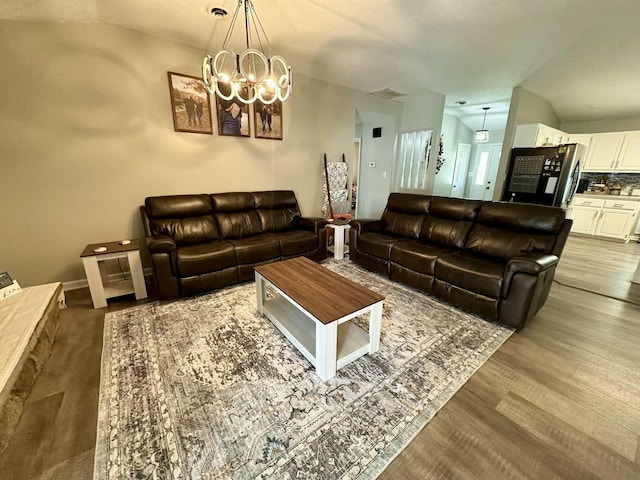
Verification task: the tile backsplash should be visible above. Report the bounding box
[581,172,640,194]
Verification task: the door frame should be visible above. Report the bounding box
[353,137,362,218]
[468,143,502,200]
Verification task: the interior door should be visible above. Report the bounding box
[468,143,502,200]
[450,143,471,198]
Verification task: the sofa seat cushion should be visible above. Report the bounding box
[435,251,506,299]
[227,235,280,264]
[358,232,407,260]
[272,231,318,256]
[390,241,452,275]
[177,241,236,277]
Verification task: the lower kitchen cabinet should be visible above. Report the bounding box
[568,205,601,235]
[567,196,639,242]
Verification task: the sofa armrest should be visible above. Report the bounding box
[350,219,386,234]
[146,234,176,254]
[502,253,558,298]
[296,216,328,234]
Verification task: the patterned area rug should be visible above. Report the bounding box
[94,260,513,479]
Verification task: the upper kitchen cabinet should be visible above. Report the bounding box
[583,132,640,172]
[583,133,624,171]
[512,124,640,172]
[566,134,591,149]
[617,131,640,171]
[513,123,568,148]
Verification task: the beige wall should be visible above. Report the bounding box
[493,86,561,200]
[0,20,404,286]
[561,115,640,133]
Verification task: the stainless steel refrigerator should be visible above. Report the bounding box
[501,144,585,208]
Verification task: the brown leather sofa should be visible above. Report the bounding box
[141,190,327,299]
[349,193,572,330]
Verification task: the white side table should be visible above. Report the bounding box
[80,240,147,309]
[326,220,351,260]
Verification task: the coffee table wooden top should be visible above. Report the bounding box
[255,257,384,325]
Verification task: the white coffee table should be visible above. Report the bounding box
[255,257,384,381]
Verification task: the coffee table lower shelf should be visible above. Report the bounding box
[263,296,371,370]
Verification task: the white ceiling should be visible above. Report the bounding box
[2,0,639,131]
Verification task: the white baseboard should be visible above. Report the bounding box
[63,268,153,292]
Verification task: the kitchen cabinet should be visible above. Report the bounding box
[582,133,625,171]
[568,205,601,235]
[513,126,640,173]
[567,196,639,241]
[566,134,591,149]
[594,199,638,240]
[513,123,567,148]
[566,197,604,235]
[617,131,640,171]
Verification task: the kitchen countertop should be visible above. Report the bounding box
[577,193,640,199]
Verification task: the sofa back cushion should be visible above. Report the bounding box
[212,192,262,238]
[465,202,566,259]
[381,193,430,238]
[420,197,481,248]
[145,194,218,245]
[253,190,301,232]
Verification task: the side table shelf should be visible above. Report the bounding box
[80,240,147,309]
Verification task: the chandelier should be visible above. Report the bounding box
[201,0,292,105]
[474,107,490,143]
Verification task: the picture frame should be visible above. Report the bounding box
[167,72,213,134]
[254,98,283,140]
[215,91,251,137]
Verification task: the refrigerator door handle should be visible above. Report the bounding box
[567,160,581,207]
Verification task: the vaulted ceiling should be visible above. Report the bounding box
[2,0,639,131]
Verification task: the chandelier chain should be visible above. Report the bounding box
[249,2,275,53]
[221,1,243,50]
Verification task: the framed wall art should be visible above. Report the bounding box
[254,98,283,140]
[167,72,213,134]
[215,90,251,137]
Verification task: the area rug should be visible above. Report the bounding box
[94,260,513,479]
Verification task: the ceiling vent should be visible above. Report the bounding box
[369,87,408,100]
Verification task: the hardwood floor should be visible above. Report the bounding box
[1,235,639,479]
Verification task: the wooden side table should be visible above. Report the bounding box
[80,240,147,309]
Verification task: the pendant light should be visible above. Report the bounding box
[474,107,490,143]
[201,0,292,105]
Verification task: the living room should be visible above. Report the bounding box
[1,1,640,479]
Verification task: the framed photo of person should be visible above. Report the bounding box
[167,72,213,134]
[254,98,283,140]
[215,96,251,137]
